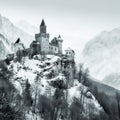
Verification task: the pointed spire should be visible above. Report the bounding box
[58,35,61,38]
[40,19,47,33]
[40,19,46,27]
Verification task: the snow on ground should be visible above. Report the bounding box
[47,73,66,82]
[8,55,102,116]
[46,55,55,59]
[25,111,41,120]
[68,82,101,111]
[24,57,42,72]
[8,55,62,96]
[16,69,36,84]
[48,56,61,63]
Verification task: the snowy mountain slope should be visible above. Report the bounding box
[16,20,38,35]
[0,33,11,59]
[102,72,120,90]
[0,14,34,47]
[82,28,120,80]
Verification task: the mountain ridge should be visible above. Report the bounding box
[16,20,38,35]
[82,27,120,81]
[0,33,11,59]
[0,14,34,48]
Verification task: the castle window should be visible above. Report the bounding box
[55,48,56,51]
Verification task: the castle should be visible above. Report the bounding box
[30,19,63,56]
[11,19,75,61]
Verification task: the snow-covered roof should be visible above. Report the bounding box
[65,47,75,53]
[65,47,72,51]
[48,56,61,63]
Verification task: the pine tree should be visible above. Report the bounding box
[0,67,24,120]
[23,80,33,113]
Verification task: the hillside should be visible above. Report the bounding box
[82,28,120,81]
[103,72,120,90]
[16,20,38,35]
[0,54,107,120]
[83,75,120,119]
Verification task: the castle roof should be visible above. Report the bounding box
[40,19,46,27]
[58,35,61,38]
[65,47,75,54]
[65,47,72,51]
[14,38,25,48]
[50,37,59,47]
[15,38,20,44]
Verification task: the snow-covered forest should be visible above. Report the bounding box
[0,51,112,120]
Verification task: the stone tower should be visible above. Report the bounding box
[57,35,63,55]
[35,19,49,54]
[65,47,75,61]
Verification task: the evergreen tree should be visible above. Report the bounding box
[37,95,53,120]
[23,80,33,113]
[78,64,83,83]
[0,66,24,120]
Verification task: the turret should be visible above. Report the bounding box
[65,47,75,60]
[57,35,63,55]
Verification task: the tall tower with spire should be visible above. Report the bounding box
[35,19,49,54]
[40,19,46,33]
[34,19,63,55]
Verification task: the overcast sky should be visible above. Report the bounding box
[0,0,120,60]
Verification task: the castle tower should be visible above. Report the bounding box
[65,47,75,61]
[57,35,63,55]
[35,19,49,54]
[40,19,46,33]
